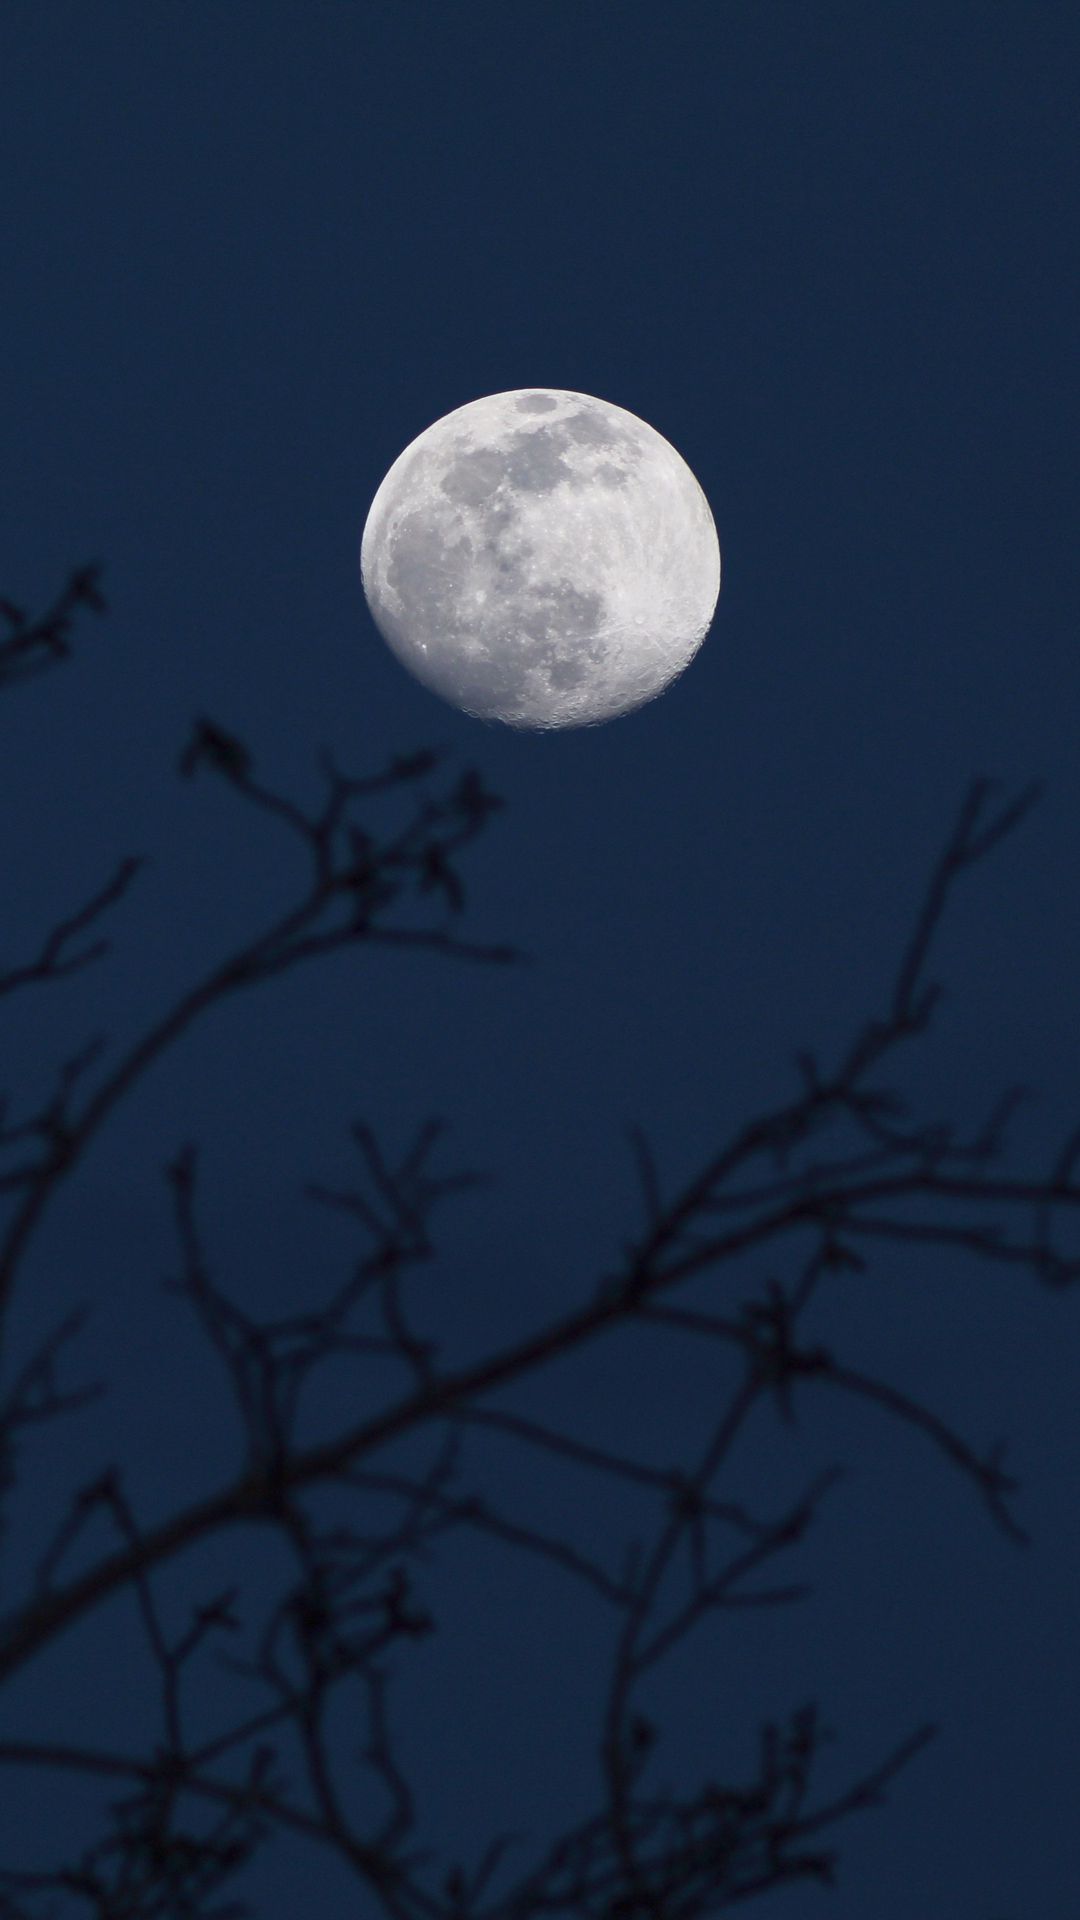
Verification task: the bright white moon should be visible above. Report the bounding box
[360,389,721,729]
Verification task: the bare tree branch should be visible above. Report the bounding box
[0,857,144,1002]
[0,566,106,689]
[0,732,520,1363]
[0,593,1072,1920]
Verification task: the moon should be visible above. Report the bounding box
[360,389,721,730]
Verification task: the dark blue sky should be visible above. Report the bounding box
[2,3,1079,1913]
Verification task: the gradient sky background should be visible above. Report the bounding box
[2,4,1080,1914]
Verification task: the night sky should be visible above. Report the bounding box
[3,4,1080,1914]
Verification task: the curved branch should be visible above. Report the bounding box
[0,747,516,1360]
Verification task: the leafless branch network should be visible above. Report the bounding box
[0,579,1074,1916]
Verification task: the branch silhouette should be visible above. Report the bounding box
[0,565,106,689]
[0,576,1075,1918]
[0,712,517,1364]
